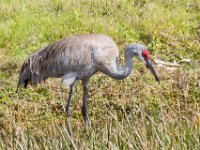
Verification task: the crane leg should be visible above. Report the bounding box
[66,80,77,136]
[82,78,89,136]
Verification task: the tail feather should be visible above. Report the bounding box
[16,57,45,92]
[16,60,31,92]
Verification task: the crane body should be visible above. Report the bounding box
[17,34,159,135]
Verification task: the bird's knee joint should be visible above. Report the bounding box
[66,109,71,117]
[66,112,71,117]
[82,107,87,116]
[83,86,88,92]
[70,85,75,91]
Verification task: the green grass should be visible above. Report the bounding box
[0,0,200,149]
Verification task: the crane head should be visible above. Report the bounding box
[126,43,160,82]
[141,49,160,82]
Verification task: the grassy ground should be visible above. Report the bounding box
[0,0,200,149]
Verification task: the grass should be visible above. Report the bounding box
[0,0,200,149]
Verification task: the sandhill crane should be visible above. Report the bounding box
[16,34,159,135]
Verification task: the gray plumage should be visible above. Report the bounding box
[17,34,159,135]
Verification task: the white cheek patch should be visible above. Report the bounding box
[61,72,77,87]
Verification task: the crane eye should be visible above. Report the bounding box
[142,49,149,60]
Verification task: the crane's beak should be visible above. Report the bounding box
[145,60,160,82]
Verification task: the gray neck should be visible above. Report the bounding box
[102,48,133,80]
[116,50,133,79]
